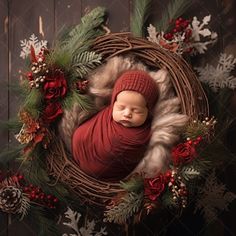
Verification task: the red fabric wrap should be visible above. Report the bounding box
[72,70,159,181]
[72,107,151,181]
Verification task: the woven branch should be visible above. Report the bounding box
[46,32,209,207]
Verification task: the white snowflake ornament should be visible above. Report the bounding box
[191,15,218,54]
[195,53,236,92]
[20,34,47,59]
[62,207,107,236]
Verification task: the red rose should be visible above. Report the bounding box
[172,142,197,166]
[43,102,63,123]
[144,174,166,201]
[43,71,67,101]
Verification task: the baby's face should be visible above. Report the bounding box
[112,91,148,127]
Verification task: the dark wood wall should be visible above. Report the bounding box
[0,0,236,235]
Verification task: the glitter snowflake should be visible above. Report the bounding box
[62,207,107,236]
[20,34,47,59]
[194,171,236,222]
[195,53,236,92]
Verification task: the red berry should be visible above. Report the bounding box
[53,198,58,203]
[197,136,202,141]
[24,187,29,192]
[175,25,181,32]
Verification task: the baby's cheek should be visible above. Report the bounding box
[112,110,120,122]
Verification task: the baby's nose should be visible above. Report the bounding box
[123,109,132,117]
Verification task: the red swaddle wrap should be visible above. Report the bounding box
[72,70,159,181]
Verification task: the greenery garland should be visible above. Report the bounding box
[0,1,236,235]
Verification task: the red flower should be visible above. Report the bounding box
[144,174,166,201]
[172,142,197,166]
[43,71,67,101]
[43,102,63,123]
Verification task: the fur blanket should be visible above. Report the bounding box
[58,56,188,178]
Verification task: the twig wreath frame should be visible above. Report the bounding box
[46,32,209,206]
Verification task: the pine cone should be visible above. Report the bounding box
[0,186,23,213]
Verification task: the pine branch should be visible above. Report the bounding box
[21,149,69,202]
[0,145,23,165]
[23,89,43,119]
[0,118,22,132]
[130,0,152,37]
[120,175,143,192]
[72,51,102,78]
[50,7,106,68]
[18,194,31,220]
[62,91,94,111]
[180,166,200,181]
[155,0,192,32]
[161,191,178,209]
[27,206,60,236]
[104,192,143,224]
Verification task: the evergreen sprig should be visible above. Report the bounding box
[161,191,178,209]
[104,192,143,224]
[180,166,200,181]
[0,145,23,165]
[155,0,192,32]
[130,0,152,37]
[120,175,143,193]
[50,7,106,69]
[72,51,102,78]
[0,118,22,132]
[27,206,60,236]
[62,92,94,111]
[23,89,43,119]
[21,148,69,202]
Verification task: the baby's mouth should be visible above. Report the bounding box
[120,120,132,126]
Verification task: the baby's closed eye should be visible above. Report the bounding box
[133,109,143,114]
[116,104,125,110]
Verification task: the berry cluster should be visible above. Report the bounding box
[13,174,59,209]
[26,47,49,88]
[164,17,192,41]
[165,170,188,208]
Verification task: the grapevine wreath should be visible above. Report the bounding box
[1,4,235,231]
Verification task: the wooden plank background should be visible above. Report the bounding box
[0,0,235,235]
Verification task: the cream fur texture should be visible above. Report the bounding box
[58,56,188,178]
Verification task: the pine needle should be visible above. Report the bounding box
[130,0,152,37]
[62,91,94,111]
[27,206,60,236]
[23,89,43,119]
[0,145,23,165]
[50,7,106,68]
[155,0,192,32]
[0,118,22,132]
[72,51,102,78]
[104,192,143,224]
[180,165,200,181]
[21,149,69,202]
[120,175,143,192]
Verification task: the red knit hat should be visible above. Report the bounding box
[111,70,159,110]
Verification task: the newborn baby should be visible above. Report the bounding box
[72,70,159,181]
